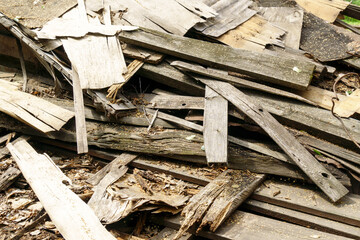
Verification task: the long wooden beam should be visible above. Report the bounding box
[118,28,315,90]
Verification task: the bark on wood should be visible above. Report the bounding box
[174,170,265,239]
[201,79,348,202]
[7,139,116,240]
[118,28,315,90]
[203,86,228,164]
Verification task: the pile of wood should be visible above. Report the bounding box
[1,0,360,239]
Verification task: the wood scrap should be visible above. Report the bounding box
[0,167,21,191]
[0,79,74,133]
[174,170,265,239]
[7,139,117,240]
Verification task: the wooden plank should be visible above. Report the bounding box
[295,0,349,23]
[142,94,204,110]
[243,199,360,240]
[293,131,360,166]
[122,44,164,64]
[95,0,215,36]
[15,39,28,92]
[152,210,350,240]
[216,14,286,52]
[61,5,126,89]
[342,3,360,20]
[118,28,315,90]
[194,0,256,37]
[258,7,303,49]
[138,62,204,96]
[72,67,88,154]
[252,179,360,228]
[7,139,116,240]
[170,60,315,105]
[203,86,228,164]
[199,79,348,202]
[0,80,74,133]
[0,167,21,191]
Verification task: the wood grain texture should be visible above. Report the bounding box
[244,199,360,240]
[152,210,350,240]
[118,28,315,90]
[7,140,116,240]
[0,167,21,191]
[203,86,228,164]
[200,79,348,202]
[253,179,360,228]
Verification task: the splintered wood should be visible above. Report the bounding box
[0,80,74,133]
[174,170,265,239]
[7,139,117,240]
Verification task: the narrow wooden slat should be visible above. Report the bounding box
[7,139,116,240]
[118,28,315,90]
[200,79,348,202]
[203,86,228,164]
[72,67,88,154]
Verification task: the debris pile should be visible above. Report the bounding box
[0,0,360,239]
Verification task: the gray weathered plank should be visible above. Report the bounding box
[7,139,116,240]
[203,86,228,164]
[118,28,315,90]
[253,179,360,227]
[200,79,348,202]
[0,167,21,191]
[244,199,360,240]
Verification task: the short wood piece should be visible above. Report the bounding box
[200,79,348,202]
[7,139,116,240]
[174,170,265,239]
[0,167,21,191]
[118,28,315,90]
[203,86,228,164]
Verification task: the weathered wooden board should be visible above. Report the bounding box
[87,0,216,36]
[7,140,117,240]
[0,79,74,133]
[0,0,77,28]
[252,179,360,228]
[152,210,350,240]
[171,60,314,104]
[300,13,355,62]
[118,28,315,90]
[258,7,303,49]
[138,62,204,96]
[200,79,348,202]
[342,3,360,20]
[142,94,204,110]
[243,199,360,240]
[295,0,349,23]
[72,67,88,154]
[194,0,256,37]
[122,44,164,64]
[216,14,286,52]
[203,86,228,164]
